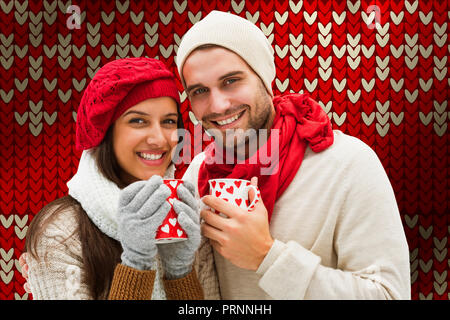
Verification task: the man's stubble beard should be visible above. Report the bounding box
[227,82,274,160]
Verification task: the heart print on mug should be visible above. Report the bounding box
[155,179,189,243]
[208,178,260,216]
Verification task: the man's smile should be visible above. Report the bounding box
[209,109,246,129]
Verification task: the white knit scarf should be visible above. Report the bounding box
[66,150,175,241]
[66,150,174,300]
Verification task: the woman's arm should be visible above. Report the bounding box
[27,209,92,300]
[107,264,204,300]
[108,177,205,300]
[108,264,156,300]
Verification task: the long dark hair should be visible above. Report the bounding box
[26,126,128,299]
[26,92,185,299]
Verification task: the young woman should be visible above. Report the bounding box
[22,57,219,299]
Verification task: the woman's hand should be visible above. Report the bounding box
[157,181,201,279]
[118,175,171,270]
[18,253,31,293]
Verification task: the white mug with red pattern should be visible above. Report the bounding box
[208,178,260,214]
[155,179,188,243]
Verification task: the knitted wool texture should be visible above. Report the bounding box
[176,10,276,96]
[66,150,175,300]
[108,264,204,300]
[67,150,175,241]
[76,57,180,150]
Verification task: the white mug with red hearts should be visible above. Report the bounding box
[208,179,260,214]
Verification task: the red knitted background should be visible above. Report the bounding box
[0,0,448,300]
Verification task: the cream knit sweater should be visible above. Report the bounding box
[182,130,411,299]
[27,151,220,300]
[27,208,220,299]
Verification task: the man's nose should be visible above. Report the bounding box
[208,88,232,115]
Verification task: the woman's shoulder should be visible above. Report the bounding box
[36,196,81,236]
[26,197,90,299]
[26,196,83,259]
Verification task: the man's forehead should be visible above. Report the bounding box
[183,46,254,82]
[186,46,246,66]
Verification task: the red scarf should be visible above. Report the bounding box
[197,93,334,221]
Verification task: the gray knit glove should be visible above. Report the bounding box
[157,181,201,279]
[117,175,171,270]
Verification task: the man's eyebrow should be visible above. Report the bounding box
[218,71,244,80]
[186,71,245,94]
[186,83,202,95]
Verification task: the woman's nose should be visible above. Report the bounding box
[145,124,166,146]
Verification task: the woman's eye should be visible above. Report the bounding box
[129,118,145,124]
[163,119,177,125]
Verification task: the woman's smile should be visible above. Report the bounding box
[136,150,167,166]
[113,96,179,183]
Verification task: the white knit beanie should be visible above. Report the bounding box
[176,10,275,96]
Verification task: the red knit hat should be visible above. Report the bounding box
[76,57,181,150]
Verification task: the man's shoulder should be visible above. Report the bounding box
[300,130,383,180]
[314,130,378,163]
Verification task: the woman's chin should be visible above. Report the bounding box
[138,166,169,180]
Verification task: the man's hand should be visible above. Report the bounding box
[200,177,273,271]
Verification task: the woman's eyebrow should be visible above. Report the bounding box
[122,110,178,118]
[122,110,148,117]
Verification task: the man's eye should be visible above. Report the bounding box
[193,87,208,96]
[224,78,238,85]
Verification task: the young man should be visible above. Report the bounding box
[178,10,411,299]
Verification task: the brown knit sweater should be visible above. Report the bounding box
[27,207,220,299]
[108,263,204,300]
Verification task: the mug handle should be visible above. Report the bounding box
[246,185,260,210]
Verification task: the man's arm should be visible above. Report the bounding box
[202,145,411,299]
[258,146,411,299]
